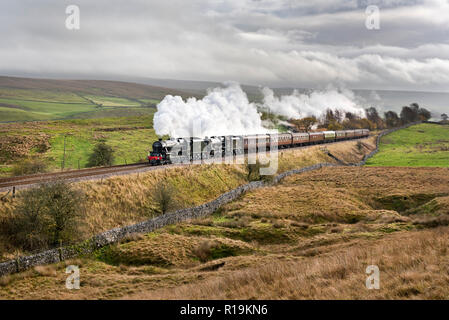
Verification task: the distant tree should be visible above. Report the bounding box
[400,106,417,124]
[290,117,317,132]
[400,103,431,123]
[322,109,332,127]
[345,112,356,120]
[341,112,363,129]
[442,113,448,121]
[360,118,374,130]
[260,111,278,124]
[320,109,342,129]
[334,109,344,123]
[342,119,353,129]
[418,108,432,121]
[384,111,400,128]
[410,103,420,113]
[327,121,343,130]
[87,143,114,167]
[365,107,384,129]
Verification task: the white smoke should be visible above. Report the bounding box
[154,83,367,138]
[261,86,366,120]
[153,82,267,137]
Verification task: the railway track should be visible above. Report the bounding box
[0,163,149,190]
[0,136,371,192]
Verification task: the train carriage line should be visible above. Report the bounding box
[148,129,370,165]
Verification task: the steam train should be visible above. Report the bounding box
[148,129,369,165]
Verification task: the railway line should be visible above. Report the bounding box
[0,136,372,193]
[0,163,149,192]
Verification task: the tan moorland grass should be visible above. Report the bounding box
[283,166,449,200]
[130,227,449,300]
[0,165,448,299]
[0,138,376,259]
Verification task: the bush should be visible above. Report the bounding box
[152,182,178,215]
[192,241,215,262]
[87,143,114,167]
[246,159,274,182]
[12,159,47,176]
[246,160,261,181]
[3,181,85,251]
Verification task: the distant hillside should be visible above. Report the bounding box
[0,76,194,100]
[0,76,197,122]
[1,75,447,122]
[137,77,263,100]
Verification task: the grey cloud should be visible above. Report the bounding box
[0,0,448,91]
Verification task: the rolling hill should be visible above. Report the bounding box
[1,75,448,122]
[0,76,197,122]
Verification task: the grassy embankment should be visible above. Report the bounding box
[365,123,449,167]
[0,138,376,259]
[3,124,448,299]
[8,135,441,299]
[0,165,448,299]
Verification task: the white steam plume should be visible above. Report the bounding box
[153,82,267,137]
[154,83,367,138]
[261,86,366,119]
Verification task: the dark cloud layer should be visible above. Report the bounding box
[0,0,448,91]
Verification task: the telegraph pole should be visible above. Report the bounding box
[61,135,66,171]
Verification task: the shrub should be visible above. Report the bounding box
[2,181,85,251]
[11,159,47,176]
[152,182,178,214]
[217,218,250,228]
[87,143,114,167]
[192,241,214,262]
[246,160,262,181]
[192,241,241,262]
[246,159,274,182]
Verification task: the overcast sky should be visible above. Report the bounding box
[1,0,449,92]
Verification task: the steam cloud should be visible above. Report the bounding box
[261,87,366,120]
[153,82,266,137]
[153,83,366,138]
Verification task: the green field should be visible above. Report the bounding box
[0,77,203,176]
[0,114,158,175]
[0,76,198,122]
[0,88,159,122]
[84,95,142,107]
[365,123,449,167]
